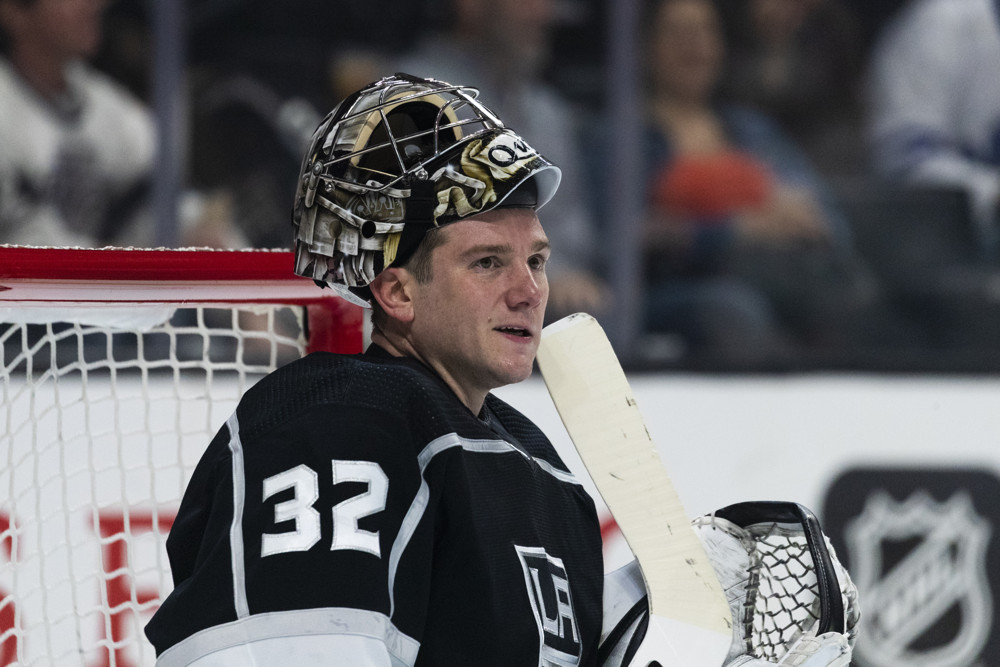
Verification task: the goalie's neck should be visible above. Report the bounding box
[368,332,488,415]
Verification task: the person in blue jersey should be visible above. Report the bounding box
[145,74,859,666]
[867,0,1000,258]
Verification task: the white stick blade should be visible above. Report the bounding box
[537,313,731,665]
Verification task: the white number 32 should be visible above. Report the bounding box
[260,460,388,558]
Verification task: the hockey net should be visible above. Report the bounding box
[0,246,364,667]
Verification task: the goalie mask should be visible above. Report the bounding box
[291,73,562,306]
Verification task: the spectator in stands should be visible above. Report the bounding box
[866,0,1000,260]
[718,0,866,177]
[0,0,243,248]
[391,0,610,322]
[638,0,879,365]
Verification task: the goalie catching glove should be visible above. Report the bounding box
[600,501,860,667]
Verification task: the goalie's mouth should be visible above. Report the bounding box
[495,325,532,338]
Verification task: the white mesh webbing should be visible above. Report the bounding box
[1,305,306,666]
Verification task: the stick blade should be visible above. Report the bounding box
[537,313,731,666]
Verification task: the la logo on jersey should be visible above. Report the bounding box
[515,545,582,666]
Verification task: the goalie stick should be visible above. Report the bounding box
[536,313,732,666]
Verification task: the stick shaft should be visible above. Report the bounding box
[537,314,731,665]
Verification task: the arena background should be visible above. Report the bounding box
[3,0,1000,665]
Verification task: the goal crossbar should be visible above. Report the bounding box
[0,245,363,354]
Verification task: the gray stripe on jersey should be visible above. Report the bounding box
[416,435,580,485]
[532,456,580,486]
[226,412,250,619]
[387,433,581,616]
[154,607,420,666]
[389,477,430,618]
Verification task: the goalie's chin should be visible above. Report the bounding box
[504,358,537,387]
[491,337,539,378]
[488,351,538,390]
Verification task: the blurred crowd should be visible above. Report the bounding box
[2,0,999,371]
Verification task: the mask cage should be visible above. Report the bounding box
[317,79,505,194]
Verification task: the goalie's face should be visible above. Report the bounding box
[403,208,550,411]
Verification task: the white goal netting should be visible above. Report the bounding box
[0,247,363,667]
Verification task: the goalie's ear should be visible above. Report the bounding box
[369,267,416,325]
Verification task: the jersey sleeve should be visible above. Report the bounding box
[146,402,431,666]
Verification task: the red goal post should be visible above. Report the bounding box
[0,245,363,355]
[0,246,364,666]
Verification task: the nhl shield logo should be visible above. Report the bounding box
[845,490,992,666]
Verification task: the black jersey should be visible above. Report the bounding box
[145,346,604,666]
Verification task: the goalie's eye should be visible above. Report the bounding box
[473,256,500,270]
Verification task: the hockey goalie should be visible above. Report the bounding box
[143,74,858,666]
